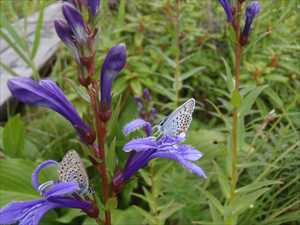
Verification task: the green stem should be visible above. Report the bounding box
[227,1,243,225]
[174,0,181,106]
[149,162,162,225]
[230,0,242,200]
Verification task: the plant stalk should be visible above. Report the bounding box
[83,39,112,225]
[230,0,242,200]
[226,2,243,225]
[174,0,181,106]
[89,81,112,225]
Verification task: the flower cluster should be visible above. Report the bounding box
[2,1,207,224]
[55,3,89,62]
[0,156,98,225]
[54,1,101,84]
[218,0,261,45]
[112,118,206,192]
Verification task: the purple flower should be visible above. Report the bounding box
[0,160,98,225]
[113,119,206,189]
[151,107,157,120]
[86,0,101,16]
[62,3,88,43]
[218,0,233,22]
[134,96,144,112]
[7,77,95,145]
[100,43,127,112]
[123,118,152,137]
[134,89,157,122]
[241,1,261,44]
[54,20,80,62]
[143,88,152,101]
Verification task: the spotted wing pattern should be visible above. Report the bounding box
[159,98,195,136]
[58,150,89,195]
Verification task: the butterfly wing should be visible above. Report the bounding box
[161,98,195,136]
[58,150,89,195]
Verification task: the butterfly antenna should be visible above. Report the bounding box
[38,180,55,194]
[152,125,162,137]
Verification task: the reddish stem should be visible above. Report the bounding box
[88,82,112,225]
[82,33,111,225]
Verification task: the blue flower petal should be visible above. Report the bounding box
[177,145,203,161]
[7,78,94,145]
[0,200,44,224]
[100,44,127,111]
[32,160,58,192]
[45,182,80,198]
[123,118,152,136]
[62,2,87,43]
[151,152,207,178]
[86,0,100,16]
[47,197,91,210]
[123,136,157,152]
[19,202,55,225]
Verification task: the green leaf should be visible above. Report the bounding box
[235,180,282,194]
[152,47,176,68]
[133,206,157,224]
[198,187,224,215]
[221,57,234,92]
[231,188,270,215]
[0,159,39,207]
[105,197,118,210]
[83,207,144,225]
[112,207,144,225]
[116,0,126,28]
[106,137,117,177]
[209,202,223,223]
[158,202,183,221]
[0,127,4,149]
[56,209,84,223]
[230,90,241,108]
[31,2,45,59]
[65,78,90,103]
[239,85,267,117]
[24,139,39,160]
[130,79,143,96]
[181,66,205,81]
[82,218,97,225]
[139,169,152,186]
[214,162,230,199]
[3,115,25,157]
[263,88,284,108]
[0,13,28,51]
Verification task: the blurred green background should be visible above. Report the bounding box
[0,0,300,224]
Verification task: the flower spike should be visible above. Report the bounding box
[62,2,88,43]
[54,20,80,62]
[218,0,233,23]
[241,1,261,45]
[86,0,101,16]
[100,43,127,114]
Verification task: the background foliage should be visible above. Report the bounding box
[0,0,300,224]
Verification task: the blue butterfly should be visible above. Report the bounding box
[156,98,195,137]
